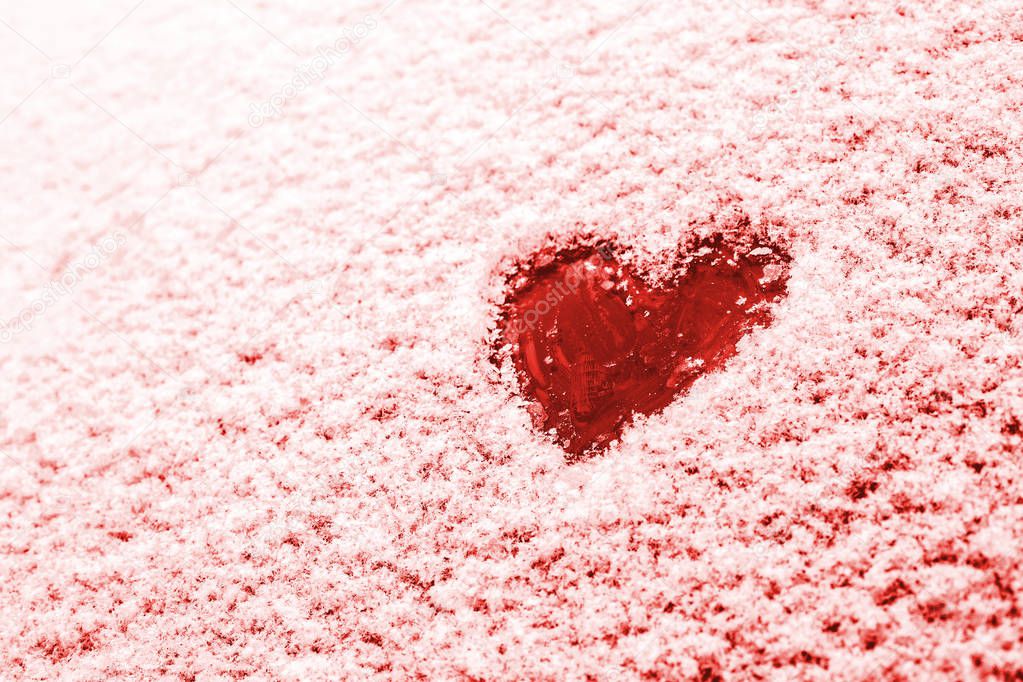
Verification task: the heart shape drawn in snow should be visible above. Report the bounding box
[493,236,790,458]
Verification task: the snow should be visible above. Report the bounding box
[2,0,1023,679]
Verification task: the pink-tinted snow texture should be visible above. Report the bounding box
[2,0,1023,679]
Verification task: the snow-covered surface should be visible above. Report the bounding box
[2,0,1022,678]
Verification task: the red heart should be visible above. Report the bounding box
[495,238,789,458]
